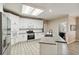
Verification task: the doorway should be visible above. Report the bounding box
[58,22,67,40]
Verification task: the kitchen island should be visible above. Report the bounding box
[39,36,69,55]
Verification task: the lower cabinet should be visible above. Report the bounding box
[11,33,44,45]
[40,42,69,55]
[11,39,15,45]
[40,43,57,55]
[18,34,27,42]
[3,45,11,55]
[35,33,44,39]
[11,34,27,45]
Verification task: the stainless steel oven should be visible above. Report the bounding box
[27,31,35,40]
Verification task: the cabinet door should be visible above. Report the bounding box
[40,44,57,55]
[18,35,24,42]
[22,35,27,41]
[39,33,44,38]
[11,39,14,45]
[18,34,27,42]
[35,33,44,39]
[3,45,11,55]
[35,33,41,39]
[35,33,39,39]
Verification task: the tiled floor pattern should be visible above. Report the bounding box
[11,39,79,55]
[11,39,40,55]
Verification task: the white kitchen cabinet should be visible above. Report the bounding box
[18,34,27,42]
[39,37,69,55]
[35,33,40,39]
[40,43,57,55]
[39,37,57,55]
[20,18,43,29]
[11,38,15,45]
[6,13,20,46]
[3,44,11,55]
[11,34,27,45]
[21,34,27,41]
[35,33,44,39]
[40,42,69,55]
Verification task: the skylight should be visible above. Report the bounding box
[32,8,44,16]
[22,5,44,16]
[22,5,34,15]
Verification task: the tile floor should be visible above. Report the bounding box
[11,39,40,55]
[11,39,79,55]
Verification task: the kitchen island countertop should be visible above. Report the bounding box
[39,36,66,45]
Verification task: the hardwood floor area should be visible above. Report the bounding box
[68,41,79,55]
[11,39,79,55]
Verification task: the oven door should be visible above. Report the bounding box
[27,34,35,40]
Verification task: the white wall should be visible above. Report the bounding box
[48,17,67,37]
[44,20,50,32]
[0,3,3,12]
[48,16,76,44]
[47,16,76,44]
[66,16,76,44]
[59,22,67,33]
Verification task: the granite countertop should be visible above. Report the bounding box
[39,36,66,45]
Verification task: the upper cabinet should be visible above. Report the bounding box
[19,18,43,29]
[5,13,20,39]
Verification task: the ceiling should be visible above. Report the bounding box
[3,3,79,20]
